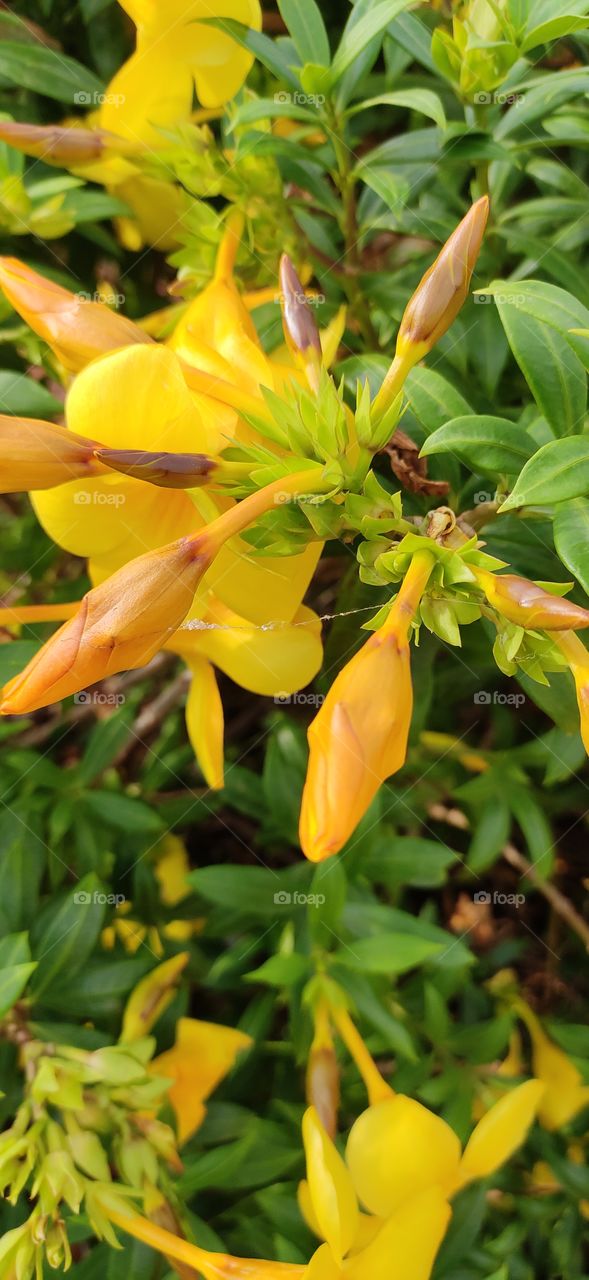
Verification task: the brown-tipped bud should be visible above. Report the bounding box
[0,121,139,166]
[279,255,322,390]
[0,415,102,492]
[475,569,589,631]
[397,196,489,359]
[95,448,216,489]
[0,536,212,715]
[0,257,152,372]
[306,1045,340,1140]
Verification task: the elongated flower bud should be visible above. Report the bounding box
[94,447,216,488]
[0,536,213,715]
[0,257,152,372]
[0,121,140,166]
[299,551,434,861]
[0,415,102,492]
[553,630,589,754]
[474,568,589,631]
[279,254,322,391]
[372,197,489,421]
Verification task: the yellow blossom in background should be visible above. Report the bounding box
[514,999,589,1130]
[152,1016,252,1144]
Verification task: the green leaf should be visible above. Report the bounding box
[277,0,330,65]
[467,800,511,874]
[348,89,445,129]
[0,932,36,1016]
[75,710,133,786]
[404,367,473,433]
[30,874,106,998]
[82,790,163,835]
[0,42,104,103]
[364,837,458,888]
[202,19,300,87]
[228,97,321,131]
[554,498,589,594]
[521,14,589,51]
[421,415,536,475]
[246,954,310,986]
[0,640,40,685]
[0,371,61,416]
[335,933,442,975]
[500,438,589,510]
[330,0,413,84]
[495,299,586,436]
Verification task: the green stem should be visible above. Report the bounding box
[325,105,379,349]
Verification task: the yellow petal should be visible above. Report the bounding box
[303,1244,343,1280]
[302,1107,359,1261]
[345,1186,451,1280]
[184,600,323,696]
[184,656,225,789]
[345,1097,461,1218]
[154,836,191,906]
[456,1079,544,1188]
[120,953,189,1042]
[206,540,322,626]
[152,1016,252,1144]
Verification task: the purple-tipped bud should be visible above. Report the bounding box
[95,448,216,488]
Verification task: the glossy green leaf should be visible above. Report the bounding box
[0,42,103,102]
[496,300,586,435]
[554,498,589,595]
[277,0,330,65]
[421,415,536,475]
[330,0,413,84]
[500,438,589,510]
[335,933,442,975]
[348,89,446,129]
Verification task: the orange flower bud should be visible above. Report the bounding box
[372,197,489,421]
[474,568,589,631]
[94,447,216,488]
[396,195,489,360]
[300,551,434,861]
[0,536,212,715]
[553,630,589,755]
[0,257,152,372]
[0,414,103,492]
[0,120,139,166]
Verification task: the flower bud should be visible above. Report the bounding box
[475,569,589,631]
[0,120,139,165]
[396,196,489,360]
[0,537,212,715]
[0,414,102,492]
[300,551,433,861]
[279,254,322,390]
[0,256,152,372]
[94,447,216,488]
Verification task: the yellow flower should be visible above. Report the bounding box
[299,551,434,862]
[152,1016,252,1144]
[121,953,190,1042]
[300,1081,542,1279]
[514,999,589,1130]
[553,630,589,755]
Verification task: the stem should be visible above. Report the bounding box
[194,467,329,556]
[325,106,379,349]
[383,549,435,639]
[331,1006,393,1106]
[371,350,414,423]
[180,360,275,427]
[104,1207,305,1280]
